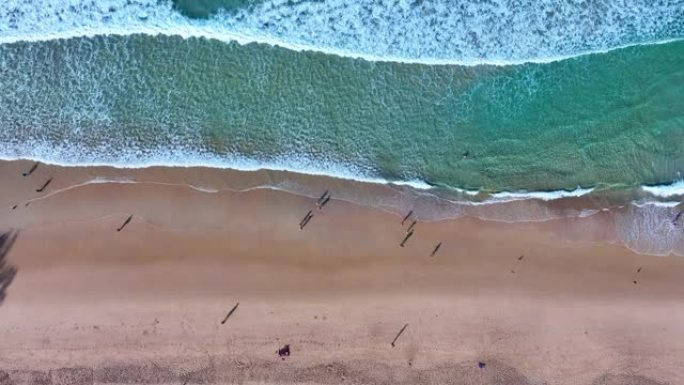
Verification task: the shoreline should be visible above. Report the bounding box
[1,160,683,257]
[3,156,684,202]
[2,159,684,384]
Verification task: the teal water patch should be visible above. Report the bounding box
[0,35,682,191]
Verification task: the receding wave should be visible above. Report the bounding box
[1,0,683,65]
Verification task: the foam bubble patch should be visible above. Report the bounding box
[1,0,682,64]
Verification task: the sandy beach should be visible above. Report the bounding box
[1,159,683,385]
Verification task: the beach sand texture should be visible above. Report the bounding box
[1,159,683,385]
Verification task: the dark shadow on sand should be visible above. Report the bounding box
[0,230,19,306]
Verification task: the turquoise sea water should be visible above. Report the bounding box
[0,0,682,193]
[1,34,683,192]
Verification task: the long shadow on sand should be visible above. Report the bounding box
[0,230,19,306]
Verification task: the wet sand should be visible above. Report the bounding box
[1,160,683,385]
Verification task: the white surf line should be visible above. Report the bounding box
[642,180,684,199]
[9,178,683,258]
[7,175,671,234]
[484,186,596,202]
[0,155,434,191]
[425,186,596,208]
[1,26,682,67]
[4,158,679,214]
[0,173,637,220]
[2,156,607,207]
[633,201,682,208]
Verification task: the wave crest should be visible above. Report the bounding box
[1,0,683,64]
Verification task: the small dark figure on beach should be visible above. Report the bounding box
[301,215,313,229]
[430,242,442,257]
[316,190,329,206]
[11,205,17,210]
[300,211,314,230]
[299,210,313,226]
[318,195,331,210]
[277,344,291,359]
[401,211,413,226]
[406,220,417,233]
[117,215,133,232]
[221,302,239,325]
[478,362,486,369]
[400,230,414,247]
[633,267,643,284]
[22,162,39,177]
[511,254,526,273]
[35,177,53,193]
[391,323,409,347]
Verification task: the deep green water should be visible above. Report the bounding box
[0,35,683,191]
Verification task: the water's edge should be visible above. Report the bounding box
[3,159,683,258]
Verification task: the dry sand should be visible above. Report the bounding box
[0,160,683,385]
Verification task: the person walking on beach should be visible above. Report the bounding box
[316,191,329,208]
[35,177,52,193]
[430,242,442,257]
[318,194,331,210]
[401,211,413,226]
[300,211,314,230]
[22,162,39,177]
[117,215,133,232]
[400,230,414,247]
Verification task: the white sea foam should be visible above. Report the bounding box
[616,202,684,257]
[642,180,684,198]
[0,142,434,191]
[0,0,682,65]
[3,138,682,206]
[449,187,481,197]
[0,148,650,208]
[485,186,595,202]
[633,201,682,208]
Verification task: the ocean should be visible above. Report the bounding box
[1,0,683,254]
